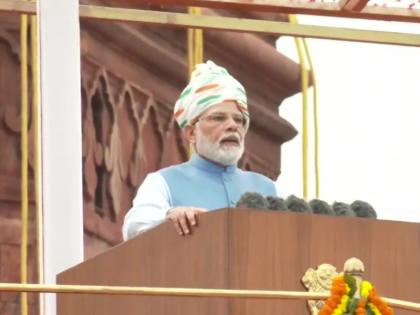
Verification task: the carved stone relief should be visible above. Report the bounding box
[81,62,190,245]
[302,263,339,315]
[0,28,38,315]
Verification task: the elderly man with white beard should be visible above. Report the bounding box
[122,61,282,240]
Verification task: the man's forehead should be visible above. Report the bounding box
[203,101,242,115]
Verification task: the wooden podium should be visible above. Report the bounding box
[57,209,420,314]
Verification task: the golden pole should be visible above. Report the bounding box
[0,283,418,311]
[2,2,420,46]
[301,39,320,199]
[20,8,29,315]
[3,0,420,23]
[76,5,420,47]
[289,14,320,200]
[187,6,204,157]
[187,7,203,75]
[30,6,44,315]
[0,283,330,299]
[289,14,309,200]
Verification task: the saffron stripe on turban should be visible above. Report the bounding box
[174,60,249,129]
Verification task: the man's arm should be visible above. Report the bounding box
[122,172,207,240]
[122,173,171,240]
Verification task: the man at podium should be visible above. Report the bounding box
[122,61,282,240]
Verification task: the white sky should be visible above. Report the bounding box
[276,16,420,223]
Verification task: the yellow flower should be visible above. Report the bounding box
[332,294,349,315]
[368,302,382,315]
[345,284,351,294]
[361,281,373,299]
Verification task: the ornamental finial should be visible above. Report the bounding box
[343,257,365,298]
[343,257,364,276]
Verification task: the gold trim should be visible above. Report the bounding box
[0,283,418,311]
[1,1,420,47]
[1,0,420,23]
[80,0,420,23]
[78,5,420,47]
[0,0,36,14]
[20,11,29,315]
[30,11,44,315]
[0,282,330,299]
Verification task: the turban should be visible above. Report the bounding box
[174,60,249,128]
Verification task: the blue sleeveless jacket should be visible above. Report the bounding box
[159,154,276,210]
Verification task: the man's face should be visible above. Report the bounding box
[187,101,248,166]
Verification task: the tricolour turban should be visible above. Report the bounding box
[174,60,249,128]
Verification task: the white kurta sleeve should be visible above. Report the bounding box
[122,172,172,240]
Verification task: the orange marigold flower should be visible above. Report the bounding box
[356,299,367,312]
[382,308,393,315]
[371,297,381,305]
[378,304,391,314]
[334,287,346,295]
[318,309,327,315]
[322,304,333,313]
[326,299,337,309]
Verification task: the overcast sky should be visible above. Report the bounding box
[276,16,420,223]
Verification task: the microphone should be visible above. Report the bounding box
[351,200,377,219]
[309,199,334,216]
[332,202,355,216]
[286,195,313,213]
[266,196,288,211]
[236,192,269,209]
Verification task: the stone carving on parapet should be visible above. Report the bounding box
[302,263,339,315]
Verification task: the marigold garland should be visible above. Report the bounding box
[319,276,394,315]
[319,276,350,315]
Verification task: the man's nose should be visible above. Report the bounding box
[225,116,239,130]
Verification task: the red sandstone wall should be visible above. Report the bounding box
[0,7,300,314]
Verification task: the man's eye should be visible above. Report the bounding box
[211,115,227,122]
[233,117,245,125]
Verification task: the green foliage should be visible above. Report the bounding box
[347,297,360,314]
[366,304,375,315]
[344,274,357,297]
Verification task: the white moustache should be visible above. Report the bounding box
[219,134,241,144]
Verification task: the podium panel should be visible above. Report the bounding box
[57,209,420,315]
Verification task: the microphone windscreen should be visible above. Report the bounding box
[236,192,269,209]
[332,202,355,216]
[266,196,288,211]
[351,200,377,219]
[309,199,334,216]
[286,195,313,213]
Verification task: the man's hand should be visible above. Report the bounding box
[166,207,206,236]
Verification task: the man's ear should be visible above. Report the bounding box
[183,125,197,144]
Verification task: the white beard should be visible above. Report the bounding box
[196,131,244,166]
